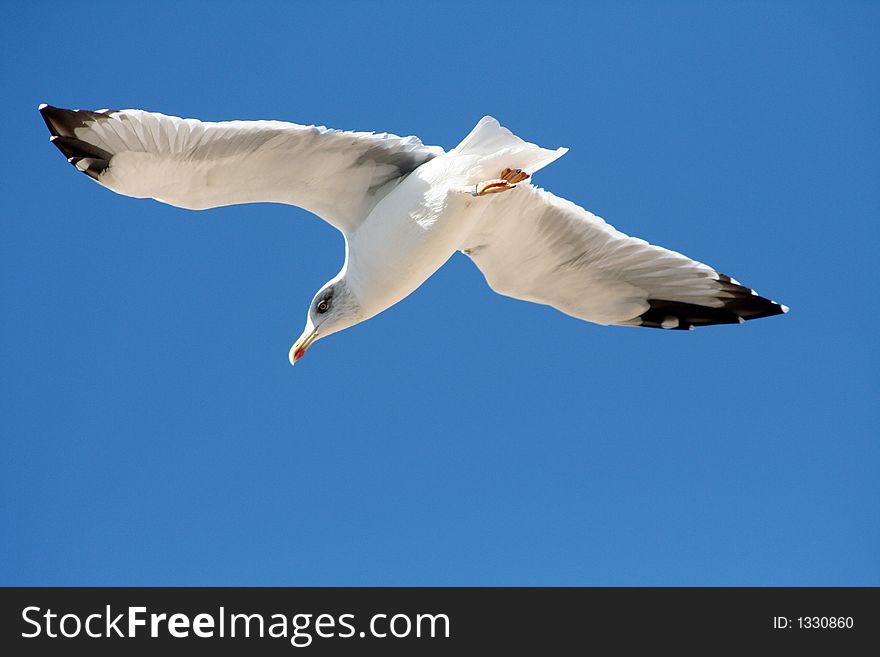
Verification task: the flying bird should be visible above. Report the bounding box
[39,104,787,364]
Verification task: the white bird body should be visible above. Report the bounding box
[348,117,567,321]
[347,161,474,321]
[39,104,787,364]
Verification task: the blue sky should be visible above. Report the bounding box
[2,1,877,585]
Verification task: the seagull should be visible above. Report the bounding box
[39,104,787,364]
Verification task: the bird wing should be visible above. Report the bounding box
[39,104,443,234]
[461,184,787,329]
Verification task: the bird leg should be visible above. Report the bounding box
[469,167,530,196]
[500,167,530,184]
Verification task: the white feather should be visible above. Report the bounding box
[68,109,443,234]
[461,185,729,325]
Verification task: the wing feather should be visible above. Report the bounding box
[462,185,787,330]
[40,104,443,233]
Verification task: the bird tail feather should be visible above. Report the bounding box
[453,116,567,181]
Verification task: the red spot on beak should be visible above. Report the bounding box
[293,348,306,362]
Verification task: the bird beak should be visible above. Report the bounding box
[289,328,319,365]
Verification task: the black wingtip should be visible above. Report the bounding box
[39,104,117,139]
[48,134,113,162]
[40,104,115,179]
[40,103,64,137]
[635,274,788,330]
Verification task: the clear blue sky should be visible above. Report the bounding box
[2,1,877,585]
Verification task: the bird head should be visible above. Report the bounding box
[289,277,362,365]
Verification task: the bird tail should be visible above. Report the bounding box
[453,116,568,182]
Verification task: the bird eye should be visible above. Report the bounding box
[316,299,331,314]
